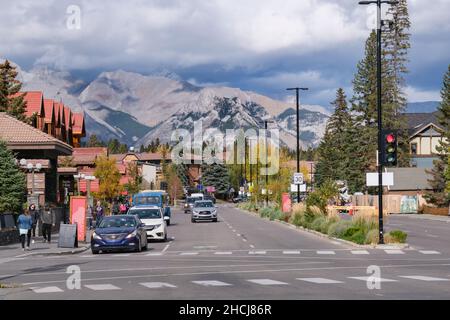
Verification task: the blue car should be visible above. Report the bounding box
[91,215,148,254]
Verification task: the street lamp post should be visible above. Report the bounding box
[264,120,275,207]
[286,87,308,204]
[358,0,398,245]
[20,159,42,204]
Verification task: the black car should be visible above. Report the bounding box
[204,194,216,204]
[91,215,148,254]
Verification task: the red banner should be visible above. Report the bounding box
[70,196,87,242]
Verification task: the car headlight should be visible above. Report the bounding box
[126,230,138,239]
[184,204,188,208]
[193,210,200,214]
[92,232,102,240]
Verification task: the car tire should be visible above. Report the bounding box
[162,233,168,242]
[213,218,218,222]
[191,219,196,223]
[135,239,142,252]
[167,220,171,226]
[92,249,99,255]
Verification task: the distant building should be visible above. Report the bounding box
[405,112,446,168]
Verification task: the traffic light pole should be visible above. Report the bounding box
[376,0,384,245]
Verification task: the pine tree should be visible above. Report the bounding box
[0,60,26,121]
[383,0,411,166]
[0,140,26,213]
[425,65,450,207]
[87,134,105,147]
[201,163,231,197]
[176,163,189,187]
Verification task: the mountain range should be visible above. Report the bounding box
[15,63,440,150]
[17,65,330,149]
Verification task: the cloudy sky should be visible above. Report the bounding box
[1,0,448,106]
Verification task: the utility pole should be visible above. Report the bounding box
[286,87,308,204]
[358,0,398,244]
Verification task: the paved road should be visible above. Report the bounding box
[1,205,450,300]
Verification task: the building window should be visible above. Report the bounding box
[411,143,418,155]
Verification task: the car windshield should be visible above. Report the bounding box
[129,209,161,219]
[187,197,196,203]
[194,201,214,208]
[98,216,137,228]
[135,196,160,205]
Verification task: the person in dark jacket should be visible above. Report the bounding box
[29,204,39,238]
[41,204,55,243]
[95,200,104,223]
[18,210,33,251]
[111,200,120,215]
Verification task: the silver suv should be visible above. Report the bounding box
[191,200,217,223]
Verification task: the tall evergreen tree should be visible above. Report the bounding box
[87,134,105,147]
[201,163,231,197]
[0,60,26,121]
[176,163,189,187]
[425,65,450,207]
[0,140,26,213]
[383,0,411,166]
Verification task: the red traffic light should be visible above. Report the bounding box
[386,133,396,143]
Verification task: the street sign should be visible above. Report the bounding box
[366,172,394,187]
[293,173,304,185]
[290,184,307,192]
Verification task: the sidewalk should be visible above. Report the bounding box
[390,213,450,222]
[0,233,90,260]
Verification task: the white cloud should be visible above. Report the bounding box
[405,86,441,102]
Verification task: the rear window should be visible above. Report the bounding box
[135,196,160,205]
[129,209,161,219]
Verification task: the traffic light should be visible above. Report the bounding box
[381,130,397,166]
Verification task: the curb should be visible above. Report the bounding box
[16,245,90,258]
[235,206,409,250]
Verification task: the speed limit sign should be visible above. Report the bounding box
[293,173,304,185]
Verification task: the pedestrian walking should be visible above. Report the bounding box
[41,203,55,243]
[111,200,120,215]
[17,210,33,251]
[95,200,104,223]
[119,202,127,214]
[29,204,39,238]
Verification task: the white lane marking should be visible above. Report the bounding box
[237,234,241,237]
[192,280,232,287]
[113,254,130,257]
[180,252,199,256]
[419,250,441,255]
[162,244,170,253]
[331,241,341,245]
[146,253,163,256]
[84,284,121,291]
[214,252,233,255]
[351,250,370,255]
[31,286,64,293]
[232,229,236,233]
[283,250,301,255]
[399,276,450,282]
[249,251,266,255]
[297,278,343,284]
[140,282,177,288]
[194,246,217,249]
[81,255,95,258]
[249,245,255,249]
[384,250,404,255]
[247,279,289,286]
[317,251,336,255]
[349,277,397,283]
[427,234,439,238]
[242,239,248,242]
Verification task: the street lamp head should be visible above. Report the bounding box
[20,158,27,166]
[358,1,375,5]
[27,163,33,170]
[35,163,42,171]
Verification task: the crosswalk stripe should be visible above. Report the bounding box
[351,250,370,255]
[297,278,343,284]
[317,251,336,255]
[419,250,441,255]
[247,279,289,286]
[384,250,404,254]
[399,276,450,282]
[348,276,397,283]
[146,253,163,256]
[84,284,121,291]
[214,252,233,255]
[249,251,266,255]
[113,254,130,257]
[31,286,64,293]
[283,250,301,255]
[140,282,177,288]
[180,252,199,256]
[192,280,232,287]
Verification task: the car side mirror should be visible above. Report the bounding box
[140,223,146,228]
